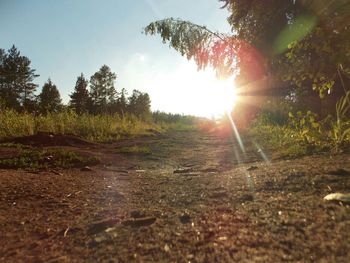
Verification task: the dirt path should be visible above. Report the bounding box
[0,130,350,262]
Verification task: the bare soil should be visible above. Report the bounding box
[0,130,349,262]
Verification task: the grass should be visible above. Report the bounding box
[115,145,151,155]
[247,124,321,159]
[0,143,100,171]
[244,91,350,159]
[0,109,197,142]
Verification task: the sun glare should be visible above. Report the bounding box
[186,74,238,119]
[212,78,238,117]
[144,62,238,118]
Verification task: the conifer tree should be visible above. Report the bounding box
[70,73,90,114]
[89,65,117,114]
[127,89,151,118]
[39,79,62,113]
[0,45,38,111]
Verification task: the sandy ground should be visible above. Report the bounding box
[0,130,349,262]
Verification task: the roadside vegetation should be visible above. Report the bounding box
[0,109,197,142]
[0,143,99,171]
[248,90,350,158]
[0,45,197,142]
[145,0,350,158]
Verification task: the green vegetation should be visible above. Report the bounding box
[152,111,197,131]
[145,0,350,158]
[0,46,151,117]
[115,146,151,155]
[249,91,350,158]
[0,143,99,171]
[0,109,198,142]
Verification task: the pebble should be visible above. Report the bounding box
[179,212,191,224]
[81,166,93,171]
[174,168,193,174]
[247,166,258,171]
[164,244,170,252]
[122,217,157,227]
[324,193,350,203]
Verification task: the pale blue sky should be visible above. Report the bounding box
[0,0,232,116]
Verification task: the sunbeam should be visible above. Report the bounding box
[253,141,270,164]
[227,112,245,154]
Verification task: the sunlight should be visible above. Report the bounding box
[143,62,238,118]
[182,73,238,118]
[211,78,238,117]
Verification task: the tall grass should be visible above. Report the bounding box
[0,110,162,141]
[248,92,350,157]
[0,109,198,142]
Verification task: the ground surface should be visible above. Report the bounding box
[0,129,350,262]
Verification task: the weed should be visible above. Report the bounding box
[249,91,350,158]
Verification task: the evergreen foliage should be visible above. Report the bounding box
[39,79,62,114]
[69,73,90,114]
[89,65,117,114]
[0,45,39,111]
[127,89,151,119]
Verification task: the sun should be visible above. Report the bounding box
[210,78,238,117]
[187,74,238,118]
[146,62,238,118]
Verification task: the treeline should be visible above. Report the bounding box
[0,45,151,118]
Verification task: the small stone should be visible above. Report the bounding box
[130,210,145,218]
[44,155,53,162]
[201,167,219,173]
[324,193,350,203]
[247,166,258,171]
[105,227,116,233]
[174,168,193,174]
[164,244,170,252]
[87,219,119,235]
[179,212,191,224]
[81,166,93,171]
[239,194,254,202]
[122,217,156,227]
[94,235,107,243]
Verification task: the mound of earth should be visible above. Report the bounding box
[1,132,95,147]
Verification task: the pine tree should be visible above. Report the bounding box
[127,89,151,118]
[0,45,39,111]
[116,88,128,115]
[89,65,117,114]
[70,73,90,114]
[39,79,62,113]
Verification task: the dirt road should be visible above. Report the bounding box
[1,130,350,262]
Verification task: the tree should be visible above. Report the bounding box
[89,65,117,114]
[39,79,62,113]
[115,88,128,115]
[128,89,151,118]
[222,0,350,114]
[69,73,90,114]
[0,45,39,111]
[144,0,350,115]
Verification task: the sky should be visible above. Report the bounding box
[0,0,232,117]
